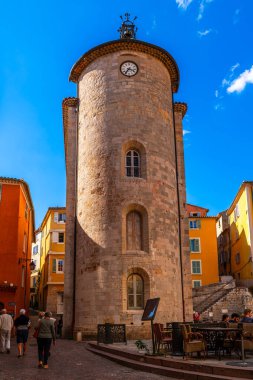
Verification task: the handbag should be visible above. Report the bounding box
[33,321,41,338]
[33,327,39,338]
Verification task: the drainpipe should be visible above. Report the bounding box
[171,91,186,322]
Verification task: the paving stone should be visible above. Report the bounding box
[0,337,172,380]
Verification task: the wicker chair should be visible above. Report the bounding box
[181,324,206,359]
[153,323,172,355]
[235,323,253,358]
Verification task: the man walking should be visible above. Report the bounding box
[0,309,13,354]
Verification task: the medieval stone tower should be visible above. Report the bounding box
[63,15,192,338]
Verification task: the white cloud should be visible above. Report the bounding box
[176,0,193,10]
[215,90,219,98]
[214,103,223,111]
[233,8,240,24]
[231,63,240,72]
[152,16,157,30]
[222,78,229,87]
[227,65,253,94]
[197,0,213,21]
[197,29,212,37]
[183,129,191,135]
[221,63,240,87]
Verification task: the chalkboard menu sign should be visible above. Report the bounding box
[141,298,160,321]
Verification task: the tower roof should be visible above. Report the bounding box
[69,39,180,92]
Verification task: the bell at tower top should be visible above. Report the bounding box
[118,13,137,40]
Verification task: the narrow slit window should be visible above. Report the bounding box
[125,150,140,177]
[127,274,144,309]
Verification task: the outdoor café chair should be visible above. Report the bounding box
[234,323,253,358]
[181,324,206,359]
[153,323,172,355]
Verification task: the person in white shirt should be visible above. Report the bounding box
[0,309,14,353]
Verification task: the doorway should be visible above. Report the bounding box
[57,293,64,314]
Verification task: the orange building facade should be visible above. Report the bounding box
[0,177,35,316]
[186,204,219,287]
[38,207,65,315]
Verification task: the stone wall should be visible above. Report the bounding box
[46,284,63,315]
[193,282,253,321]
[62,98,78,337]
[63,43,192,338]
[202,287,253,321]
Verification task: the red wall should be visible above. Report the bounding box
[0,183,33,316]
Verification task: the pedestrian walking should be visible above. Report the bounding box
[57,315,63,338]
[0,309,13,354]
[37,311,56,369]
[14,309,31,357]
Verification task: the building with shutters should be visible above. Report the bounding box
[30,230,42,308]
[216,211,231,278]
[0,177,35,316]
[227,181,253,287]
[186,204,219,288]
[38,207,66,315]
[62,15,193,339]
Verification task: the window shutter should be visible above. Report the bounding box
[54,212,58,223]
[52,232,58,243]
[197,220,201,229]
[196,239,200,252]
[52,259,56,273]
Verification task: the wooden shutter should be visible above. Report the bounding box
[54,212,58,223]
[52,259,56,273]
[195,239,200,252]
[197,220,201,229]
[127,211,142,250]
[52,232,58,243]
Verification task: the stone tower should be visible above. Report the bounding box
[63,15,192,338]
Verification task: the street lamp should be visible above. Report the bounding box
[18,258,36,271]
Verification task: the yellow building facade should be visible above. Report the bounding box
[38,207,66,315]
[187,204,219,288]
[227,182,253,287]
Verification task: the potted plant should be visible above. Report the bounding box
[135,340,150,354]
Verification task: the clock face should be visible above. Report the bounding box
[120,61,138,77]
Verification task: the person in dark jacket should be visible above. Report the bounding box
[14,309,31,357]
[241,309,253,323]
[229,313,240,323]
[37,311,56,369]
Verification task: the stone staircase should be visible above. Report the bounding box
[193,280,236,314]
[87,342,253,380]
[193,280,253,321]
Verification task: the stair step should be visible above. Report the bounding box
[87,345,253,380]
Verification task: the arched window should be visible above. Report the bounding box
[125,150,140,177]
[127,274,144,309]
[126,211,142,250]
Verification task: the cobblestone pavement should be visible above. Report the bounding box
[0,338,170,380]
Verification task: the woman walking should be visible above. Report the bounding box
[37,311,56,369]
[14,309,31,357]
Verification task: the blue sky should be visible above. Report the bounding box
[0,0,252,227]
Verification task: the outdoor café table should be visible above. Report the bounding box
[193,327,239,360]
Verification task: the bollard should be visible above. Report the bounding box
[76,331,82,342]
[172,322,184,356]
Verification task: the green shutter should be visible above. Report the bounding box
[52,259,56,273]
[195,239,200,252]
[197,220,201,229]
